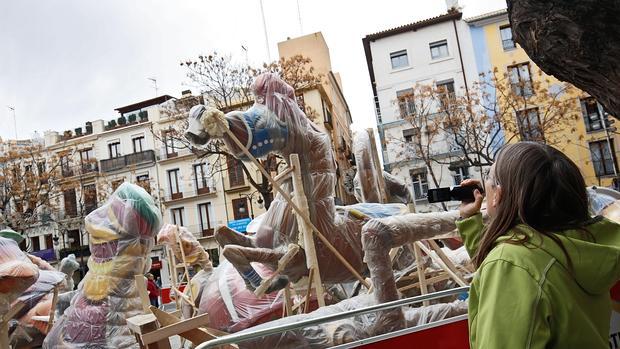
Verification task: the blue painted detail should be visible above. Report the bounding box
[242,107,288,158]
[227,218,253,232]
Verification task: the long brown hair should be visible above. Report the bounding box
[472,142,590,268]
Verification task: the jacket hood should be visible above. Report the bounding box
[505,217,620,295]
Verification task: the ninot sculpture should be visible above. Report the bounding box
[44,183,162,349]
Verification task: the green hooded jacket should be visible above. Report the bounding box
[456,213,620,348]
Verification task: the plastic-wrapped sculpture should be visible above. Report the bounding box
[44,183,162,349]
[184,73,463,334]
[0,237,65,347]
[57,254,80,292]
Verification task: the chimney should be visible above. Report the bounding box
[92,119,105,134]
[181,90,192,97]
[44,131,59,147]
[445,0,459,11]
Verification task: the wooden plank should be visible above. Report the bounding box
[150,307,215,345]
[126,313,158,334]
[283,284,293,317]
[273,166,294,184]
[290,154,326,307]
[398,273,451,293]
[254,244,300,297]
[416,241,468,287]
[304,268,314,313]
[166,246,181,311]
[175,225,196,309]
[218,119,370,289]
[366,128,388,204]
[46,286,60,332]
[141,313,210,345]
[413,243,430,307]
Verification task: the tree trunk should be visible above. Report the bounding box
[507,0,620,118]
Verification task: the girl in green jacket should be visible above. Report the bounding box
[457,141,620,349]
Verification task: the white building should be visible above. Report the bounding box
[362,8,482,211]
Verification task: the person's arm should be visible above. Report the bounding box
[456,213,483,257]
[471,259,551,349]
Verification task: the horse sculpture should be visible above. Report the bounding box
[185,73,461,297]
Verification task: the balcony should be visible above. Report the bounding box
[162,187,216,202]
[100,150,155,173]
[60,162,99,178]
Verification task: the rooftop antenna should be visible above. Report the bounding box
[297,0,303,36]
[147,77,158,97]
[259,0,272,62]
[6,106,17,139]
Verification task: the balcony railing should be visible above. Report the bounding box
[60,162,99,178]
[100,150,155,173]
[162,187,217,202]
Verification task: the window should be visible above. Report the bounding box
[80,148,96,172]
[397,88,416,117]
[437,79,455,109]
[194,163,210,194]
[508,63,533,97]
[232,198,249,220]
[64,189,78,217]
[83,184,97,214]
[581,97,607,132]
[168,169,182,199]
[163,130,178,158]
[132,136,145,153]
[108,141,121,158]
[67,230,80,249]
[136,174,151,194]
[402,128,418,143]
[171,208,184,226]
[45,234,53,250]
[198,203,214,236]
[227,156,245,187]
[37,161,46,175]
[60,154,72,177]
[410,169,429,200]
[517,108,543,141]
[430,40,449,59]
[590,140,617,177]
[390,50,409,69]
[31,236,40,252]
[451,166,470,185]
[500,25,516,50]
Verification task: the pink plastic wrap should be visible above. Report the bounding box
[0,237,39,312]
[44,183,162,349]
[157,223,212,271]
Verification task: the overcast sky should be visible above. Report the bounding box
[0,0,506,141]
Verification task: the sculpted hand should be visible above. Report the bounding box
[201,107,229,137]
[459,178,484,219]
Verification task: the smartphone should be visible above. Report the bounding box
[427,185,483,203]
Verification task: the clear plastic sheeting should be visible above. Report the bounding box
[383,171,413,204]
[231,294,467,349]
[44,183,162,349]
[58,254,80,292]
[157,224,213,271]
[0,237,40,314]
[198,261,285,332]
[361,211,461,332]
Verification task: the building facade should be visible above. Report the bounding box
[278,32,356,205]
[467,9,620,188]
[362,10,484,211]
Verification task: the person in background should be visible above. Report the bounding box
[457,142,620,348]
[146,273,160,308]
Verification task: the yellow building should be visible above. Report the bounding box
[467,9,620,187]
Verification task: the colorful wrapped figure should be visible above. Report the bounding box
[44,183,162,348]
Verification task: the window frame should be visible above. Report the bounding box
[499,24,516,50]
[194,163,210,194]
[410,168,429,200]
[232,197,249,220]
[581,97,606,132]
[396,88,416,118]
[516,107,544,142]
[429,40,449,60]
[589,139,618,177]
[227,156,245,188]
[132,136,145,153]
[390,50,409,70]
[198,202,214,236]
[167,169,182,199]
[171,207,185,226]
[507,62,534,97]
[108,141,121,158]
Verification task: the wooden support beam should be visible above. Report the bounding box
[219,119,370,289]
[416,241,468,287]
[126,313,172,349]
[413,243,430,307]
[141,313,210,346]
[290,154,326,307]
[255,244,300,297]
[398,273,451,293]
[175,225,196,312]
[366,128,388,204]
[283,284,293,317]
[150,307,236,347]
[304,268,314,314]
[273,166,294,184]
[46,286,59,333]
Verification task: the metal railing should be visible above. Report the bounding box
[196,286,469,349]
[100,150,155,172]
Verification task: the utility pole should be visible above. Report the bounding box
[241,45,249,66]
[6,106,17,139]
[148,77,158,97]
[259,0,271,62]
